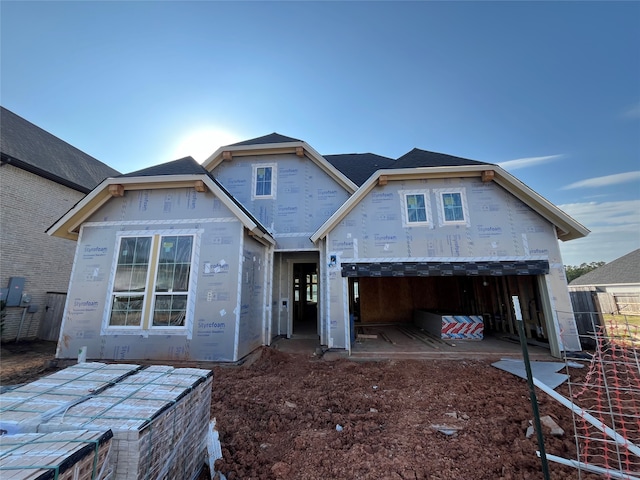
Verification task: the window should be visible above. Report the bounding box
[306,272,318,303]
[442,193,464,221]
[107,232,196,334]
[434,188,469,226]
[252,163,276,199]
[399,190,431,227]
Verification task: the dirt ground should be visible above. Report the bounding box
[1,342,598,480]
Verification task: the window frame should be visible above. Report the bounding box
[251,163,277,200]
[399,189,432,228]
[434,187,470,227]
[103,230,199,337]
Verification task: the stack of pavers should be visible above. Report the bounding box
[0,362,213,480]
[0,429,113,480]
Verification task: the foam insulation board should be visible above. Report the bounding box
[0,364,213,480]
[414,311,484,340]
[214,154,351,250]
[57,185,271,362]
[0,429,113,480]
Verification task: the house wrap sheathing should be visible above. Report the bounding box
[48,134,589,361]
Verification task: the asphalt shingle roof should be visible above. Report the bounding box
[228,132,301,147]
[0,107,120,192]
[119,156,206,177]
[569,249,640,286]
[393,148,492,169]
[324,153,395,186]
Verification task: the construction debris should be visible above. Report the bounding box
[491,358,569,389]
[540,415,565,436]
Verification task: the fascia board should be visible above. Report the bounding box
[311,165,590,243]
[490,167,590,241]
[202,142,305,170]
[47,178,114,240]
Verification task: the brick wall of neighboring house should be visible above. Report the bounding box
[1,164,83,341]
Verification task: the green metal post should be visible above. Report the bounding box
[513,296,551,480]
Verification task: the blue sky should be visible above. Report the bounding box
[1,1,638,266]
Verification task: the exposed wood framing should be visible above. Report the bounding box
[296,146,304,157]
[378,175,388,186]
[222,151,233,161]
[108,184,124,197]
[482,170,495,183]
[194,180,208,193]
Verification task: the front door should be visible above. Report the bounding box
[292,263,318,336]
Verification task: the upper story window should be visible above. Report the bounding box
[399,190,431,227]
[434,188,469,226]
[252,163,277,199]
[106,231,197,335]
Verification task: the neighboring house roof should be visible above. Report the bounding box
[311,166,590,243]
[324,153,395,186]
[0,106,120,193]
[47,156,274,246]
[569,249,640,286]
[228,132,302,147]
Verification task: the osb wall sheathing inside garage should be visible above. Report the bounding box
[359,277,463,324]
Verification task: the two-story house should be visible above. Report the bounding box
[48,133,588,360]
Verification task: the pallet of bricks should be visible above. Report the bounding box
[0,362,213,480]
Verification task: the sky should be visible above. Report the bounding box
[1,1,638,266]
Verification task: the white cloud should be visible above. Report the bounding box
[559,199,640,226]
[558,199,640,265]
[497,154,563,171]
[621,101,640,119]
[561,171,640,190]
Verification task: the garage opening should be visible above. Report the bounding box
[344,260,551,345]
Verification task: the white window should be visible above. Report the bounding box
[434,188,470,226]
[399,190,431,227]
[105,231,197,335]
[252,163,277,199]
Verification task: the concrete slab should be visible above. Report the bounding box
[269,325,558,362]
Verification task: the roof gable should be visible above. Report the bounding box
[202,134,358,193]
[311,165,589,243]
[0,107,120,192]
[47,161,274,246]
[569,249,640,286]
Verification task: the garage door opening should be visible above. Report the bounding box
[345,260,552,346]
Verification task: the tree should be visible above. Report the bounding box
[564,261,606,283]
